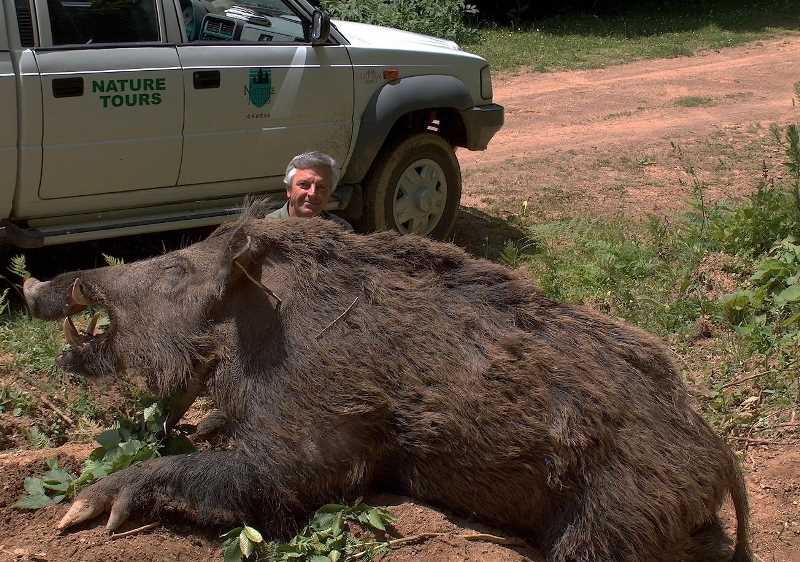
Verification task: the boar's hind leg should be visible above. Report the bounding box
[58,451,304,536]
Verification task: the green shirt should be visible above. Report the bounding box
[266,202,353,231]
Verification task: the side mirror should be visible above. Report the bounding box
[311,10,331,45]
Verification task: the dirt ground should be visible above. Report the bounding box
[3,37,800,562]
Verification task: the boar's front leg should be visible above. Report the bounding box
[57,451,304,534]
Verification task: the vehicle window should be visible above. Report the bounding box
[47,0,159,46]
[182,0,307,43]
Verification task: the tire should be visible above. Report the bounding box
[363,133,461,240]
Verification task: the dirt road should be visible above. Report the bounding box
[459,36,800,220]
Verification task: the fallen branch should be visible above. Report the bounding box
[110,522,159,540]
[752,422,800,432]
[350,531,527,559]
[316,297,359,339]
[39,395,73,425]
[730,437,793,446]
[719,360,800,390]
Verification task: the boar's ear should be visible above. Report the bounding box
[216,229,281,306]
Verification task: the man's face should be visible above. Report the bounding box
[287,167,332,218]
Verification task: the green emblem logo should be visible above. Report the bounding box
[247,68,271,107]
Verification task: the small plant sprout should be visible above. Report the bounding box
[9,254,30,279]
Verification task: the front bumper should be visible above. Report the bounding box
[461,103,504,150]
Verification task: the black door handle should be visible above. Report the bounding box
[52,77,83,98]
[193,70,220,89]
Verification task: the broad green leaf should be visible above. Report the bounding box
[239,531,253,558]
[367,508,386,531]
[308,556,331,562]
[311,511,337,531]
[331,512,343,536]
[774,284,800,307]
[88,446,106,461]
[13,494,53,510]
[329,550,341,562]
[42,480,71,493]
[42,464,75,485]
[316,503,347,513]
[83,459,110,480]
[23,477,46,496]
[220,527,243,539]
[95,429,121,451]
[222,539,243,562]
[242,526,263,544]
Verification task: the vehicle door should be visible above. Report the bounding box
[0,2,17,215]
[175,0,353,187]
[33,0,184,199]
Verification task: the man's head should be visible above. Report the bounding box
[283,152,339,218]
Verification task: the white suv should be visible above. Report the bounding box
[0,0,503,246]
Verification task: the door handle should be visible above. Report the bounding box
[193,70,220,89]
[52,77,84,98]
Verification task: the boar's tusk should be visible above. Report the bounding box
[70,278,91,306]
[87,312,100,336]
[63,316,85,346]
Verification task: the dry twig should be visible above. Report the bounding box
[39,395,73,425]
[350,531,527,560]
[234,261,282,306]
[316,297,359,339]
[752,422,799,432]
[110,522,160,540]
[730,437,792,446]
[720,359,800,390]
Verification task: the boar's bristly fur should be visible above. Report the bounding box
[23,214,753,562]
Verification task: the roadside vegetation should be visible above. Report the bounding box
[500,124,800,440]
[322,0,800,73]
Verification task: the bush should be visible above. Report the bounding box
[321,0,476,42]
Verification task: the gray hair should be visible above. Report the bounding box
[284,151,340,191]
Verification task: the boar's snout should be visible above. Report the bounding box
[24,276,91,320]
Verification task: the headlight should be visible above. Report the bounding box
[480,65,493,100]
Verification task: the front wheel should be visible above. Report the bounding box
[363,133,461,240]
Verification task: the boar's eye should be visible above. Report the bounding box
[161,256,193,277]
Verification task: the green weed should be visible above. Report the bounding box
[221,500,395,562]
[13,402,195,509]
[0,386,35,417]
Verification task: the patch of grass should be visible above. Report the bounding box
[525,217,708,337]
[0,386,35,416]
[673,96,717,108]
[506,124,800,436]
[0,313,63,377]
[464,1,800,72]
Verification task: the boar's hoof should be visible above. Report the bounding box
[57,469,136,532]
[57,492,115,531]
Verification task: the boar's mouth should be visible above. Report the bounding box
[57,279,117,375]
[62,280,105,343]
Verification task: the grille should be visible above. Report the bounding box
[205,18,235,38]
[15,0,34,47]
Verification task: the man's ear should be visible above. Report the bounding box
[216,228,281,306]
